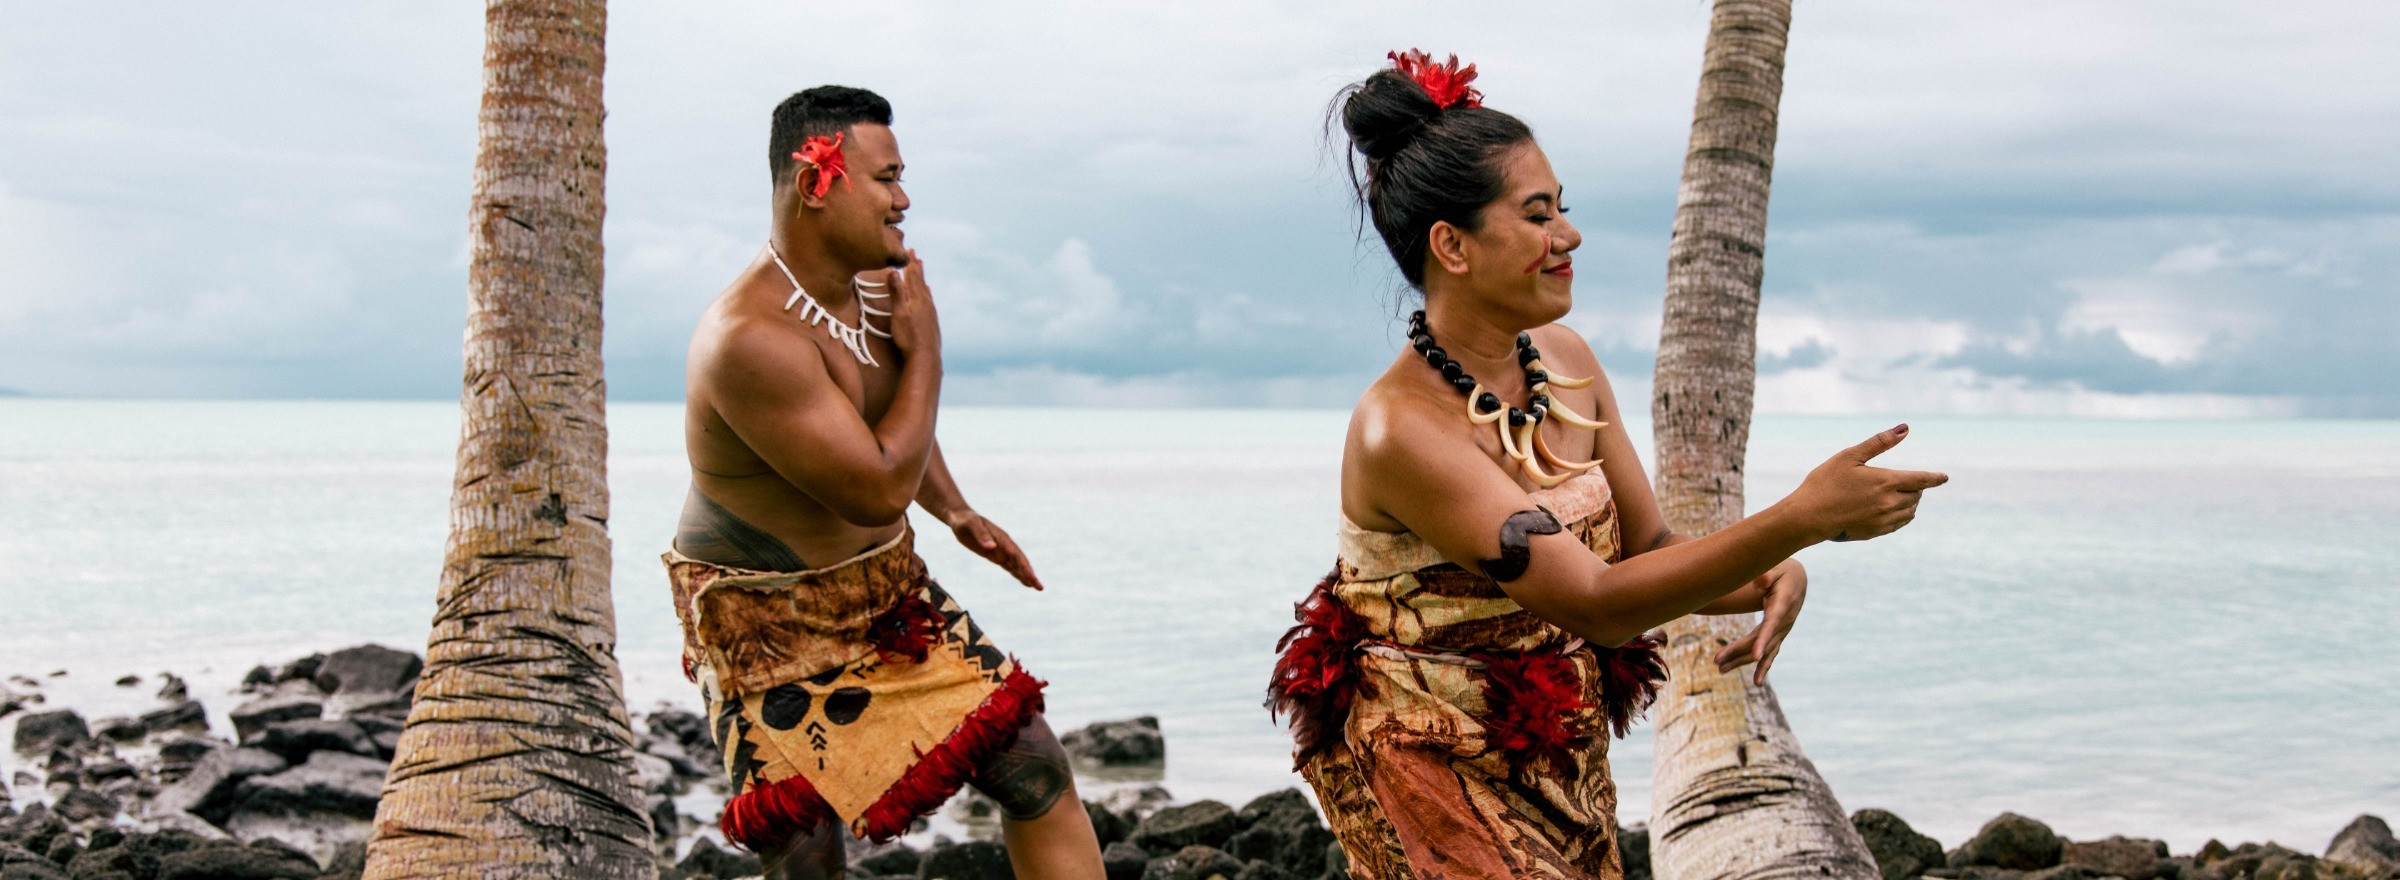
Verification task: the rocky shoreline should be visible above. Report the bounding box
[4,645,2395,880]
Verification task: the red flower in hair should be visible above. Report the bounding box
[791,132,849,199]
[1388,48,1483,110]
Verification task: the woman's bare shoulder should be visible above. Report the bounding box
[1529,323,1609,380]
[1348,365,1469,467]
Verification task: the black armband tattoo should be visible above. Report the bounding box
[1479,509,1562,582]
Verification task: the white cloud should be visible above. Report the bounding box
[926,236,1140,357]
[3,1,2397,411]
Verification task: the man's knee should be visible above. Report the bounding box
[974,714,1075,821]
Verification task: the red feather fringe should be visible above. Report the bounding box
[1479,651,1592,771]
[719,770,835,853]
[717,667,1047,849]
[854,667,1046,842]
[1593,632,1667,738]
[1266,567,1370,767]
[1265,564,1669,773]
[869,594,947,665]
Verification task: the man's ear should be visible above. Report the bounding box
[1428,221,1472,277]
[794,167,829,209]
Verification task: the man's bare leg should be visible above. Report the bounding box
[998,786,1105,880]
[758,820,845,880]
[977,715,1104,880]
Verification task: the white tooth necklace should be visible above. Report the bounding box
[769,245,889,366]
[1409,310,1606,488]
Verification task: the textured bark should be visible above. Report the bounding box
[1647,2,1877,878]
[362,1,653,877]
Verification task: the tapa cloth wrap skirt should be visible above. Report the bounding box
[1269,474,1666,880]
[664,526,1043,847]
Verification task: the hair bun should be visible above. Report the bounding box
[1342,69,1445,162]
[1327,50,1529,290]
[1343,50,1485,163]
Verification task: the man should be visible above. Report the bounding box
[665,86,1102,880]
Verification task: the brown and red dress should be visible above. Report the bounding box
[1270,473,1665,879]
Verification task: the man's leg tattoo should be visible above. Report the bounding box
[971,714,1073,821]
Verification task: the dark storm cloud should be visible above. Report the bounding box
[1,2,2394,414]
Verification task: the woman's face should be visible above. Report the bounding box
[1432,141,1582,328]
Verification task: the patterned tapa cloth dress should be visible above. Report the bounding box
[1269,473,1666,880]
[663,526,1043,848]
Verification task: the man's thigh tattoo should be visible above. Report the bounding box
[973,716,1072,821]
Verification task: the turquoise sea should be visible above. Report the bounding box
[2,399,2395,852]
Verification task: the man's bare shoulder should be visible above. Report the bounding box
[690,286,833,399]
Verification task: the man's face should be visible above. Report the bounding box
[809,122,911,269]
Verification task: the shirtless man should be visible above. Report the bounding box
[665,86,1102,880]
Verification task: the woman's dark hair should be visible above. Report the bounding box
[1336,68,1533,288]
[769,86,893,186]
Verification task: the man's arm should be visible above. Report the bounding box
[916,441,1045,590]
[914,441,971,525]
[710,261,945,526]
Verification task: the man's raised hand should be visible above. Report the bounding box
[884,249,941,360]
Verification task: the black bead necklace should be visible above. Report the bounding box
[1408,310,1547,427]
[1406,309,1607,487]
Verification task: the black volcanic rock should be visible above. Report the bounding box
[1954,813,2062,871]
[1856,808,1945,880]
[229,681,324,742]
[2329,815,2400,868]
[154,843,320,880]
[10,711,87,757]
[920,840,1014,880]
[138,701,207,737]
[1062,716,1165,767]
[312,652,420,704]
[1104,841,1150,880]
[152,747,289,823]
[253,719,376,763]
[227,751,388,821]
[1132,801,1238,855]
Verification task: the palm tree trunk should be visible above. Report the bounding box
[1647,2,1877,878]
[363,2,652,877]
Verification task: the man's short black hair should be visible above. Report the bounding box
[769,86,893,187]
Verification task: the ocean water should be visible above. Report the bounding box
[2,399,2395,853]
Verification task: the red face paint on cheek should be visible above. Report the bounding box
[1523,234,1550,275]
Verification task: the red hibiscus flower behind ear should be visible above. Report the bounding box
[792,132,849,199]
[1388,48,1483,110]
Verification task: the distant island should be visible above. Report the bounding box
[0,387,28,397]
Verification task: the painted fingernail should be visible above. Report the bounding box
[1893,423,1909,435]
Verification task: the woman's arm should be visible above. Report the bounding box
[1356,381,1940,648]
[1527,327,1821,679]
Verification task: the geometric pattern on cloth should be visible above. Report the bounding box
[665,528,1043,844]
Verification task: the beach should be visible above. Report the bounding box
[3,399,2397,854]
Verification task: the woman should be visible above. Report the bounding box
[1269,51,1948,879]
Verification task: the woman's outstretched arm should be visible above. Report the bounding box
[1357,386,1943,648]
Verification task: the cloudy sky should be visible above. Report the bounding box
[3,1,2395,415]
